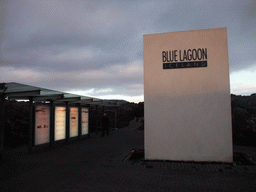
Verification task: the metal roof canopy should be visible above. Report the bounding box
[0,82,102,105]
[0,82,128,158]
[0,82,129,106]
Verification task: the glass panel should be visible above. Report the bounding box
[82,108,89,135]
[70,107,78,137]
[55,106,66,141]
[35,105,50,145]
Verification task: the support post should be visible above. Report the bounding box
[114,109,117,129]
[50,100,54,146]
[102,106,105,114]
[78,104,82,139]
[0,94,5,162]
[28,97,33,153]
[66,102,70,142]
[87,105,90,137]
[95,105,99,135]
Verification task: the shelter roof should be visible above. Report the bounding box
[0,82,102,105]
[0,82,128,106]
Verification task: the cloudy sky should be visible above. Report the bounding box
[1,0,255,102]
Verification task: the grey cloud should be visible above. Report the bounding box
[154,0,256,72]
[1,0,256,100]
[30,73,143,98]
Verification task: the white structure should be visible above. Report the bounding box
[144,28,233,163]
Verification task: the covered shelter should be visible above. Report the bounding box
[0,82,123,160]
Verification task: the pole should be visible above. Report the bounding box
[78,104,82,139]
[0,94,5,162]
[115,109,117,129]
[66,102,70,142]
[95,105,98,135]
[50,100,54,146]
[87,105,90,137]
[28,97,33,153]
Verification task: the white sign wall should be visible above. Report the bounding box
[144,28,233,163]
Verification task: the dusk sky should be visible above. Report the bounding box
[1,0,255,103]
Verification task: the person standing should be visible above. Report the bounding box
[134,107,139,122]
[101,113,109,137]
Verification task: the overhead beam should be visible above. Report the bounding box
[7,94,65,101]
[53,97,81,103]
[69,98,93,104]
[83,101,103,106]
[33,94,64,101]
[5,90,41,97]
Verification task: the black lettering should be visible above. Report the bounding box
[179,50,184,61]
[187,49,192,61]
[183,50,187,61]
[169,51,176,62]
[197,49,202,60]
[202,48,207,60]
[192,49,197,60]
[162,51,167,62]
[166,51,170,62]
[174,50,178,61]
[163,61,207,69]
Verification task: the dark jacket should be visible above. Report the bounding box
[101,116,109,128]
